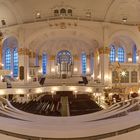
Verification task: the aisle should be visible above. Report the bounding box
[60,96,70,116]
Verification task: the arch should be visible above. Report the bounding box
[107,29,140,50]
[2,36,19,77]
[25,22,101,48]
[57,50,72,64]
[54,9,59,16]
[107,30,139,63]
[2,35,19,48]
[60,8,66,15]
[0,0,23,24]
[67,9,72,16]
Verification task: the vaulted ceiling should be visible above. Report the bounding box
[0,0,140,28]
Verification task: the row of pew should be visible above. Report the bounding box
[11,93,102,116]
[69,94,102,116]
[11,95,61,116]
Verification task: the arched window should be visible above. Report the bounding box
[3,37,19,77]
[5,48,11,70]
[57,50,72,64]
[81,52,87,75]
[133,45,137,63]
[42,53,47,75]
[110,46,116,63]
[13,48,18,77]
[67,9,72,16]
[118,47,125,63]
[54,9,59,16]
[60,8,66,16]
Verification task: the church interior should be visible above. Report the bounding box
[1,0,140,139]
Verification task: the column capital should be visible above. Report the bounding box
[18,48,30,55]
[98,47,110,55]
[38,55,42,60]
[73,55,80,61]
[29,51,36,58]
[49,55,55,61]
[127,52,132,57]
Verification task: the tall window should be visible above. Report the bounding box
[67,9,72,16]
[133,45,137,63]
[5,48,11,70]
[13,48,18,77]
[54,9,59,16]
[81,52,87,75]
[110,46,116,62]
[42,53,47,75]
[118,47,125,63]
[3,38,19,78]
[60,8,66,16]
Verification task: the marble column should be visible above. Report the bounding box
[0,34,3,70]
[73,54,81,76]
[29,51,36,66]
[18,48,30,83]
[49,55,56,75]
[137,50,140,82]
[93,50,99,80]
[127,53,132,63]
[38,54,42,74]
[137,50,140,63]
[86,54,91,75]
[90,53,94,75]
[98,47,110,84]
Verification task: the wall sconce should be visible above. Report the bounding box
[74,68,78,72]
[136,56,139,62]
[128,58,132,62]
[51,68,55,72]
[35,11,41,19]
[122,17,127,23]
[38,69,42,73]
[0,63,4,67]
[87,68,90,73]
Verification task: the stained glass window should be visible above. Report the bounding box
[118,47,125,63]
[133,45,137,64]
[81,52,87,75]
[5,48,11,70]
[57,50,72,64]
[13,48,18,77]
[110,46,116,62]
[42,53,47,75]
